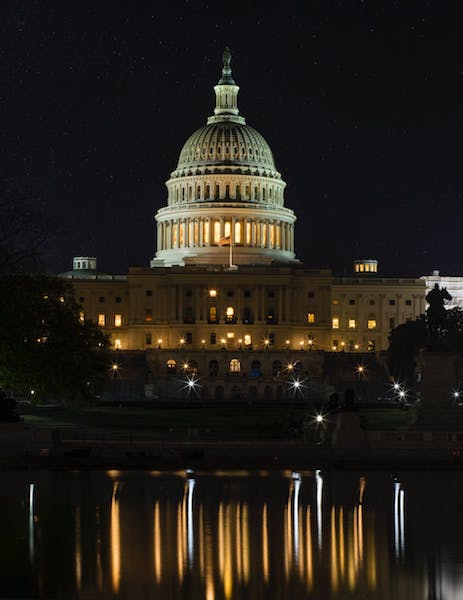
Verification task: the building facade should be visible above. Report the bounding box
[61,50,426,356]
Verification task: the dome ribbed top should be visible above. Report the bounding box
[176,122,276,172]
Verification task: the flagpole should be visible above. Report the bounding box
[229,234,233,268]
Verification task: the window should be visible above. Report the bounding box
[167,359,177,373]
[98,314,105,327]
[332,340,339,348]
[369,300,375,306]
[115,297,122,303]
[368,319,377,330]
[307,291,315,298]
[348,319,356,329]
[79,311,85,323]
[145,309,153,322]
[146,290,152,297]
[114,314,122,327]
[225,306,236,324]
[145,333,152,345]
[307,312,315,324]
[244,334,252,346]
[186,289,193,297]
[208,306,217,323]
[185,332,192,344]
[98,297,105,303]
[227,290,234,297]
[210,333,217,344]
[348,340,356,352]
[268,291,275,298]
[405,299,412,306]
[226,332,235,339]
[209,289,217,298]
[79,296,85,303]
[114,339,122,349]
[368,339,376,352]
[349,299,355,305]
[230,359,240,373]
[389,299,396,306]
[332,299,339,305]
[266,309,275,324]
[243,308,253,324]
[389,317,396,329]
[332,317,339,329]
[244,290,251,297]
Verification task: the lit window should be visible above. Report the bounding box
[98,314,105,327]
[114,314,122,327]
[226,332,235,339]
[332,299,339,305]
[114,338,122,349]
[79,311,85,323]
[226,306,234,317]
[230,358,240,372]
[368,319,377,330]
[307,312,315,324]
[367,339,376,352]
[209,306,217,322]
[145,309,153,322]
[349,319,356,329]
[332,317,339,329]
[209,289,217,298]
[244,334,252,346]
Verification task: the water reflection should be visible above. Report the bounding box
[1,469,463,599]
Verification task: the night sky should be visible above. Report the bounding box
[1,1,463,276]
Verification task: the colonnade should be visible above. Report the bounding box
[168,180,284,205]
[157,217,294,252]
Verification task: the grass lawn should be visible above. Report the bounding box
[20,404,413,441]
[21,405,307,441]
[359,407,415,430]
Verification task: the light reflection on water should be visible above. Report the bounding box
[1,469,463,599]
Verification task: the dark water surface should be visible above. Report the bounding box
[1,468,462,599]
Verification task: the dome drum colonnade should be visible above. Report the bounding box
[151,48,298,267]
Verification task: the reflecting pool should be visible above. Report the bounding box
[1,469,462,599]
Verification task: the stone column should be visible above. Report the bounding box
[199,218,204,246]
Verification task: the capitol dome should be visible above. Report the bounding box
[175,122,277,175]
[151,48,298,268]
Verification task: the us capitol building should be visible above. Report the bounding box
[61,50,427,394]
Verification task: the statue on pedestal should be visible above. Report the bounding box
[425,283,452,340]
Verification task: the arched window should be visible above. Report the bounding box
[209,360,219,376]
[250,360,262,377]
[208,306,217,323]
[196,185,201,199]
[272,360,282,376]
[225,184,230,198]
[225,306,236,324]
[224,221,231,238]
[166,359,177,374]
[230,358,240,372]
[266,308,276,324]
[183,307,194,324]
[242,308,253,324]
[206,184,210,198]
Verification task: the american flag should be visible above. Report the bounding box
[219,236,231,246]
